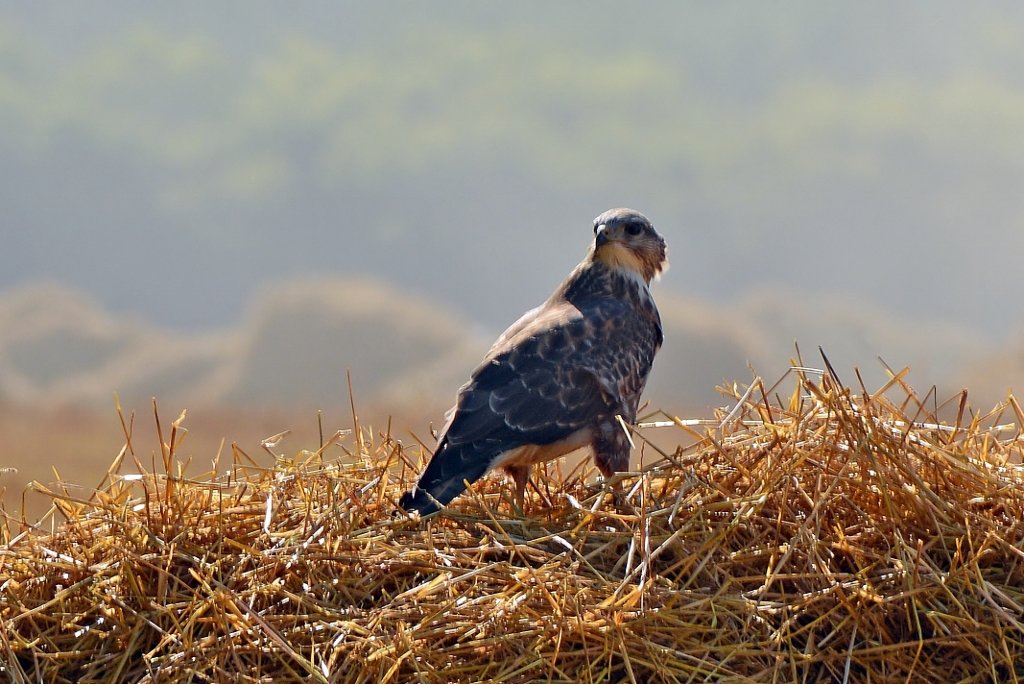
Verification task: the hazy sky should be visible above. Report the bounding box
[2,2,1023,345]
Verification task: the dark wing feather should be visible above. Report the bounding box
[443,315,610,449]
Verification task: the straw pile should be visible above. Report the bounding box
[2,367,1024,683]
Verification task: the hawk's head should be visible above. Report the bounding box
[591,208,668,284]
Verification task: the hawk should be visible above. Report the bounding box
[399,208,667,515]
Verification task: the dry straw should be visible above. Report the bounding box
[2,365,1024,682]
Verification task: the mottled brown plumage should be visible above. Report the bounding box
[399,208,667,515]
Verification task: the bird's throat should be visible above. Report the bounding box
[594,242,654,283]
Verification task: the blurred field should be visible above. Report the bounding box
[0,400,427,524]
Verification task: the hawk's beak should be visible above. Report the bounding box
[594,224,609,247]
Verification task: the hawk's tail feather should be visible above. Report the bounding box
[397,489,444,517]
[398,442,496,516]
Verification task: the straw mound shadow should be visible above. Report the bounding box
[0,279,479,413]
[2,368,1023,682]
[197,277,483,411]
[0,282,229,407]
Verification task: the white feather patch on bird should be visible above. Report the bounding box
[595,240,645,274]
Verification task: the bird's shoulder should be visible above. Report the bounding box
[485,298,582,359]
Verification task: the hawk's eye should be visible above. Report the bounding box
[625,221,643,236]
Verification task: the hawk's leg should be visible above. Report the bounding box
[593,418,635,510]
[593,417,632,477]
[503,464,531,514]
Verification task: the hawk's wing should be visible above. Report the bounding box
[447,296,660,447]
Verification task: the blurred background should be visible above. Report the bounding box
[2,2,1023,517]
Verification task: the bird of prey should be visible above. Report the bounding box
[399,208,667,516]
